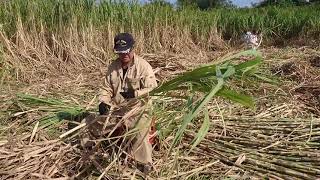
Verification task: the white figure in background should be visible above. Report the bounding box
[243,31,262,50]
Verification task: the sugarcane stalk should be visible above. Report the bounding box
[244,158,317,180]
[198,141,318,179]
[225,118,320,123]
[212,135,320,147]
[227,122,316,126]
[204,137,320,165]
[206,123,311,138]
[189,144,292,179]
[185,133,320,178]
[261,150,320,158]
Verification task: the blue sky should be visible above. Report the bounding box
[231,0,261,7]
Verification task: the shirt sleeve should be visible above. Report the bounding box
[135,60,158,97]
[99,67,114,104]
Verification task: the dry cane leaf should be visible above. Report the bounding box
[235,153,246,166]
[23,144,55,161]
[29,121,39,144]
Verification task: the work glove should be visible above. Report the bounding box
[99,102,111,115]
[120,89,135,99]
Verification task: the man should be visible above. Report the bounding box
[99,33,157,172]
[243,31,262,50]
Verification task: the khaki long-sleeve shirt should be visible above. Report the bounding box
[99,55,157,105]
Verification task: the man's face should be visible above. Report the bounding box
[118,50,134,64]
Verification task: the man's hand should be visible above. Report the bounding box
[120,89,135,99]
[99,102,111,115]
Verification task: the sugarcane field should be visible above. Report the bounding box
[1,0,320,179]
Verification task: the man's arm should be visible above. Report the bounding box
[98,68,114,115]
[135,61,158,97]
[99,70,113,104]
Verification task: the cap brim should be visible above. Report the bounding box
[114,47,131,54]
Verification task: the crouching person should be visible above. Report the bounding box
[99,33,157,173]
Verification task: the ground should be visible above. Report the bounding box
[0,47,319,179]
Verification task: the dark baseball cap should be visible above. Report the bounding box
[114,33,135,53]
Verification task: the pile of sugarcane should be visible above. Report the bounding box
[183,117,320,179]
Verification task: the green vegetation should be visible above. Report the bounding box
[152,50,265,150]
[178,0,320,9]
[0,0,319,48]
[12,93,85,137]
[256,0,320,7]
[1,0,320,179]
